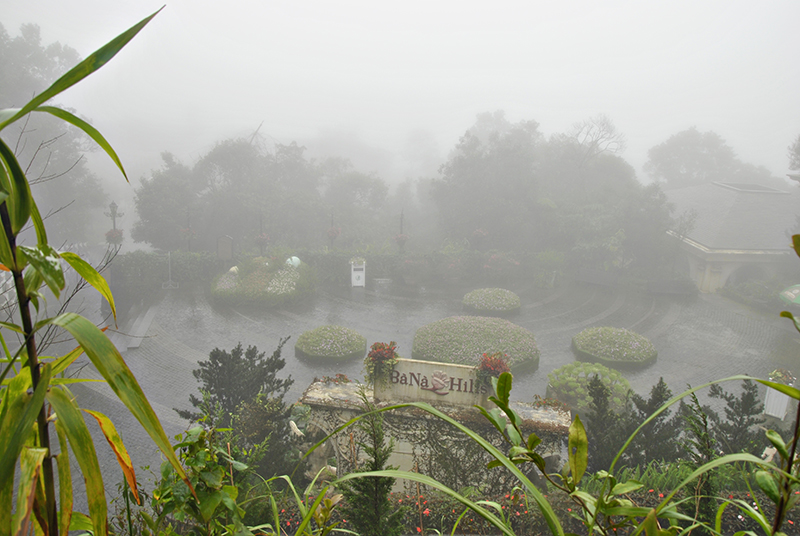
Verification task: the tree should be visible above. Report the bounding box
[176,339,293,427]
[432,112,543,249]
[176,339,297,478]
[339,391,406,536]
[0,23,106,243]
[645,127,781,190]
[708,379,765,455]
[678,392,717,534]
[585,374,628,471]
[789,133,800,171]
[625,378,680,466]
[0,10,190,536]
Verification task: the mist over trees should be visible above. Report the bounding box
[644,127,782,190]
[0,22,106,243]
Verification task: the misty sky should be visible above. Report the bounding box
[5,1,800,198]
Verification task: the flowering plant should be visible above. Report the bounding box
[255,232,270,245]
[472,228,488,239]
[365,341,400,386]
[327,226,341,240]
[180,227,196,239]
[349,256,366,265]
[105,228,124,245]
[770,368,796,385]
[476,351,510,385]
[394,233,408,246]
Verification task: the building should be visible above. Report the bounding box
[666,182,800,292]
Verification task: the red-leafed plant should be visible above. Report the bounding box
[365,341,400,386]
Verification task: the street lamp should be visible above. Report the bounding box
[104,200,124,230]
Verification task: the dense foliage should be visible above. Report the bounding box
[412,316,539,369]
[546,362,631,414]
[294,325,367,361]
[572,326,657,367]
[212,257,316,307]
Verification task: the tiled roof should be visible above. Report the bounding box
[666,182,800,251]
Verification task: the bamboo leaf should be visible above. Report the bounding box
[18,245,64,298]
[54,419,73,536]
[568,414,588,485]
[0,364,51,514]
[793,235,800,258]
[37,107,128,182]
[611,479,643,496]
[756,379,800,400]
[45,312,192,495]
[11,447,47,536]
[60,252,116,325]
[0,8,163,133]
[46,387,107,536]
[766,429,790,461]
[0,139,32,235]
[29,196,47,246]
[83,409,139,505]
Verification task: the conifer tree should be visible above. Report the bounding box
[339,392,406,536]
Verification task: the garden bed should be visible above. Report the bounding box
[547,362,631,414]
[295,325,367,362]
[211,257,316,307]
[571,327,657,369]
[411,316,539,370]
[462,287,521,316]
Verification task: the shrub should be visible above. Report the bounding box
[572,327,657,368]
[412,316,539,370]
[212,262,316,307]
[462,288,521,315]
[547,362,631,414]
[295,325,367,361]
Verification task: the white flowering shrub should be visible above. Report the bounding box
[572,327,657,368]
[412,315,539,369]
[295,325,367,361]
[462,288,521,315]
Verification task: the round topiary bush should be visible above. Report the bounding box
[295,325,367,361]
[411,316,539,370]
[546,362,631,414]
[572,327,657,369]
[462,288,521,316]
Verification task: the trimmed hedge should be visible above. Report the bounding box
[462,288,521,316]
[412,316,539,370]
[295,325,366,361]
[572,327,657,369]
[547,362,631,414]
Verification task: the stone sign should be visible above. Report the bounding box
[374,358,489,406]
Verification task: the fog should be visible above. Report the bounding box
[5,0,800,197]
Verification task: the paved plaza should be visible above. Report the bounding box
[70,280,800,506]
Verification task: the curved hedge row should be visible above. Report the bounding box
[412,316,539,370]
[462,288,521,316]
[572,327,657,369]
[295,325,366,361]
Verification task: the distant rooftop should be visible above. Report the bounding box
[666,182,800,251]
[714,182,789,194]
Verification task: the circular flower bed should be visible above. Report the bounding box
[295,325,367,361]
[462,288,521,316]
[411,316,539,370]
[572,327,657,369]
[546,362,631,414]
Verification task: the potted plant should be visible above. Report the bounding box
[475,351,510,388]
[365,341,400,393]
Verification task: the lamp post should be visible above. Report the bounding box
[105,201,123,230]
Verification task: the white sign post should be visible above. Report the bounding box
[351,261,366,287]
